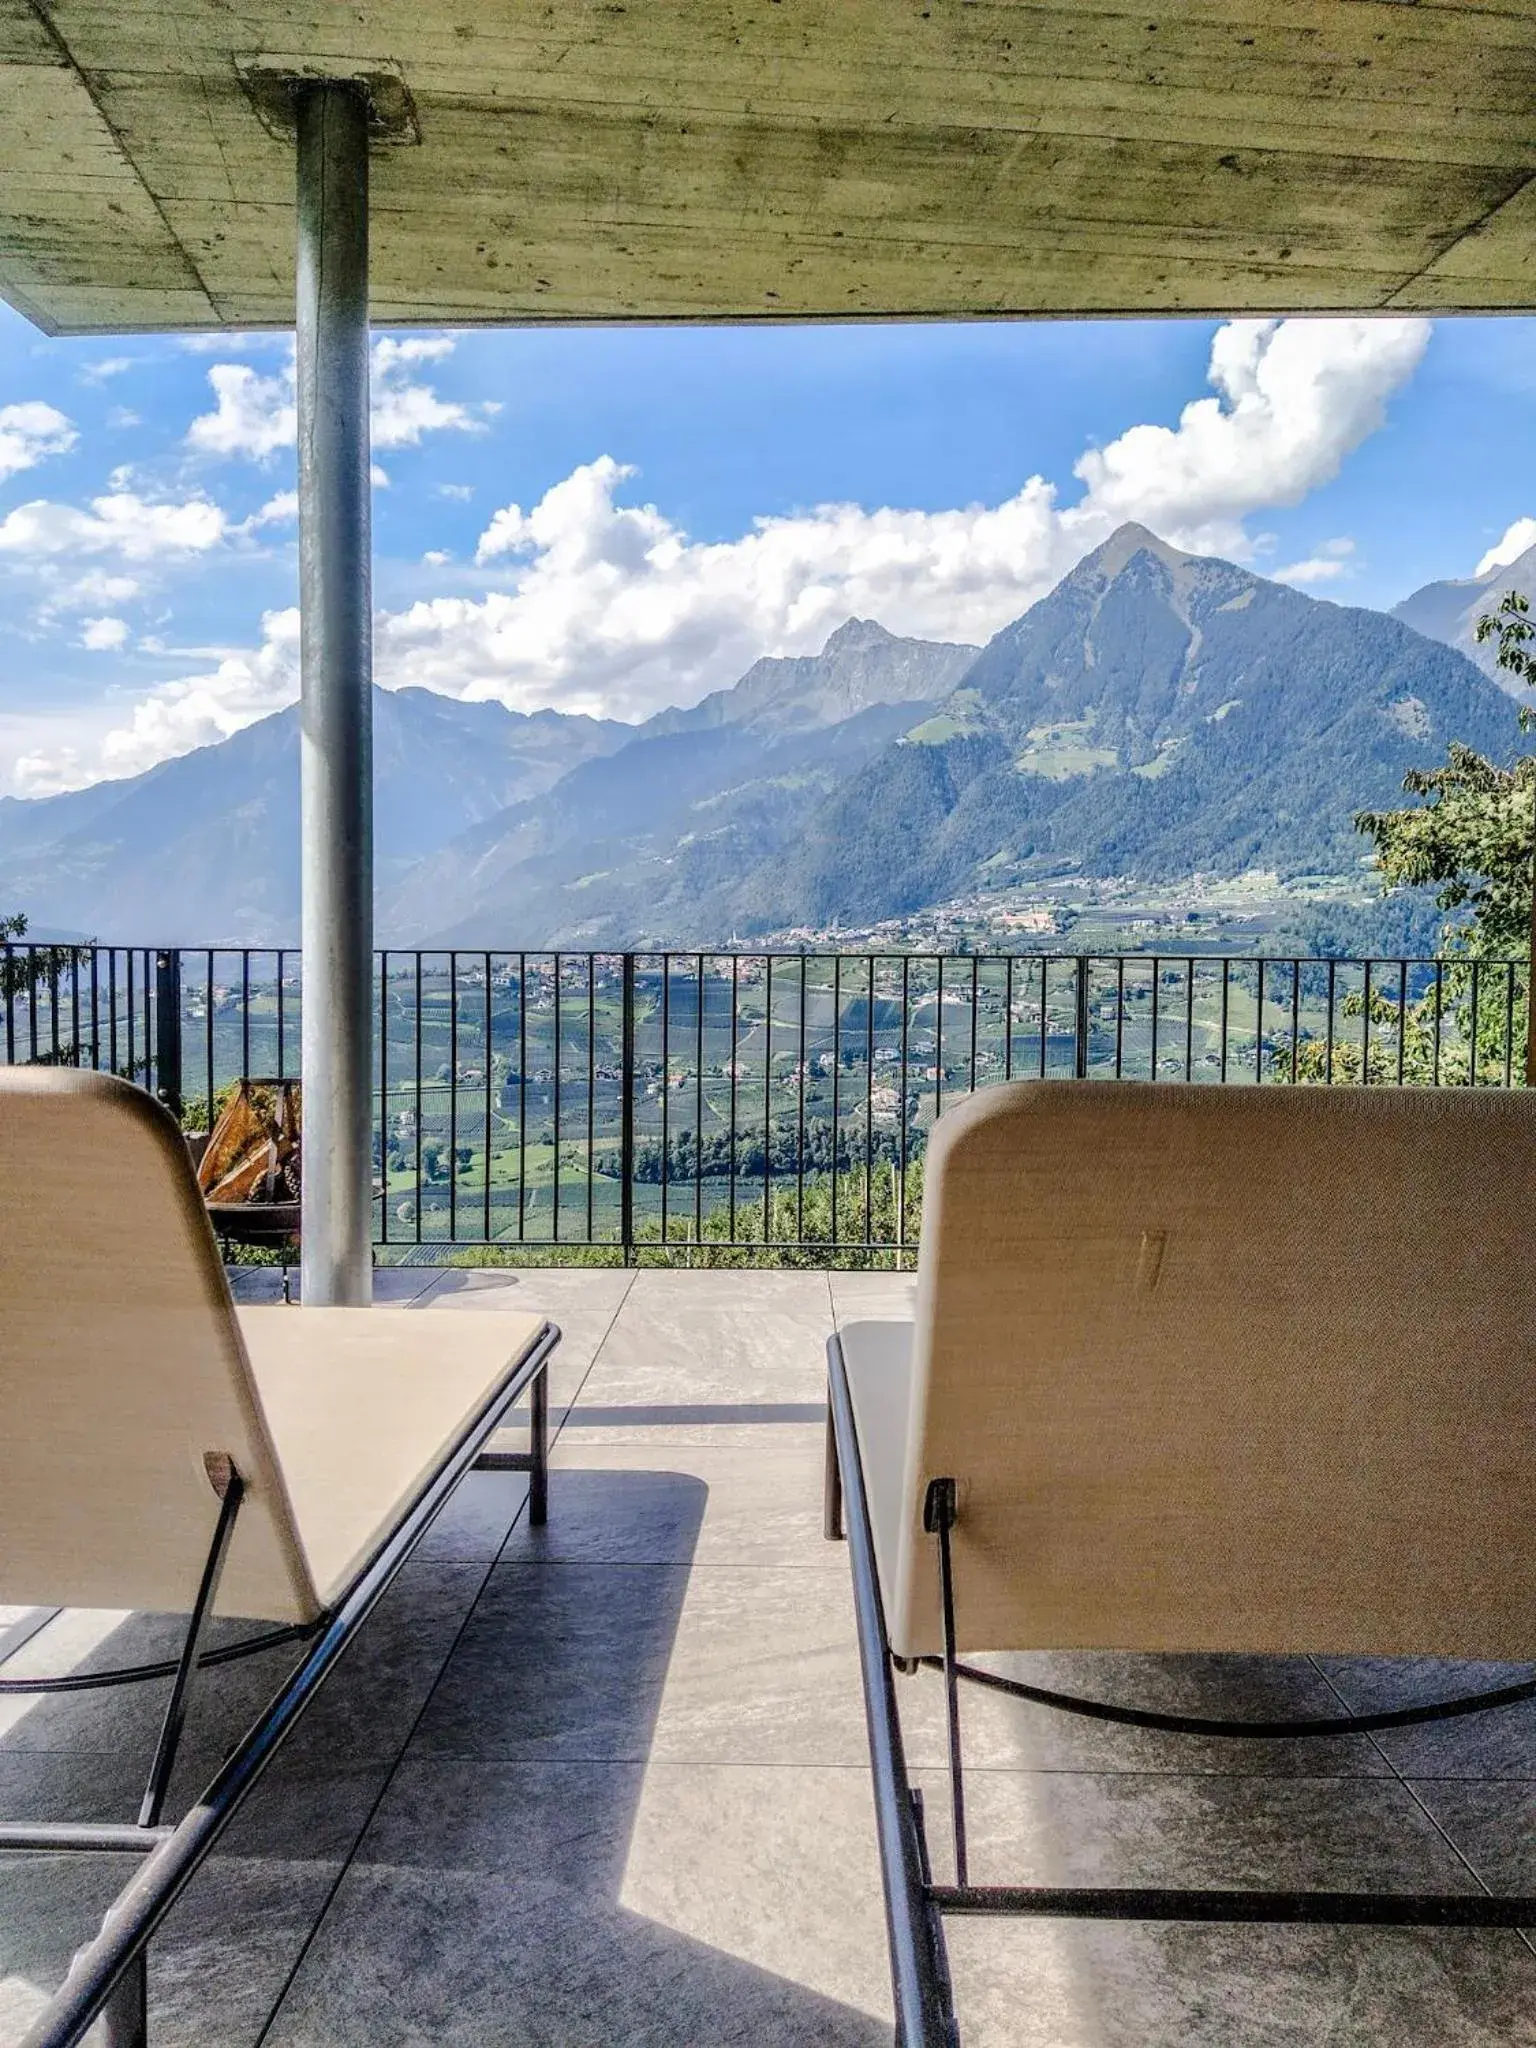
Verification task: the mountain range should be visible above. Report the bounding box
[1392,535,1536,684]
[0,530,1523,946]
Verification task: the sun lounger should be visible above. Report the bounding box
[0,1067,560,2048]
[825,1079,1536,2047]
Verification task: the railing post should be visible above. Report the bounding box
[1074,955,1090,1080]
[620,952,636,1262]
[154,948,182,1120]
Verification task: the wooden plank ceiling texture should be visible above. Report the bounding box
[1,0,1533,333]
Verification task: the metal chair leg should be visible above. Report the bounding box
[824,1397,844,1541]
[528,1362,549,1526]
[100,1948,147,2048]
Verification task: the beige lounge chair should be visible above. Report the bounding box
[0,1067,560,2048]
[825,1079,1536,2048]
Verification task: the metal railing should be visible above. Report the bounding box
[2,945,1525,1258]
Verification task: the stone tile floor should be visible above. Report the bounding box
[2,1267,1534,2045]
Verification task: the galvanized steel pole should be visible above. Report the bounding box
[295,82,373,1307]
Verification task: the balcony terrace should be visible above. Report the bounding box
[3,1264,1533,2047]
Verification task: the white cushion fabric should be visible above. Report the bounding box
[0,1068,551,1622]
[868,1080,1536,1663]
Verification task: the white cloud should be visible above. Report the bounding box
[0,492,225,562]
[1273,537,1356,587]
[1071,319,1428,557]
[438,483,474,501]
[94,607,302,779]
[80,357,132,384]
[371,338,482,447]
[50,570,140,612]
[376,337,455,366]
[178,333,288,355]
[186,335,484,461]
[187,362,295,459]
[235,489,298,535]
[0,402,76,483]
[1476,516,1536,578]
[28,316,1430,785]
[80,616,130,651]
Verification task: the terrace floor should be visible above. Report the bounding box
[2,1267,1535,2046]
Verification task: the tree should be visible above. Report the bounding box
[1,911,42,1001]
[0,911,83,1026]
[1352,590,1536,1083]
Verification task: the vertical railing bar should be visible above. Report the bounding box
[587,954,597,1247]
[69,945,80,1066]
[1290,957,1300,1085]
[969,954,979,1095]
[1400,958,1417,1089]
[379,951,390,1247]
[1149,955,1160,1081]
[620,953,636,1257]
[934,954,944,1119]
[90,945,100,1071]
[1255,957,1265,1084]
[864,954,876,1249]
[763,955,773,1246]
[1184,958,1195,1083]
[2,943,13,1064]
[1505,960,1516,1090]
[1325,958,1336,1086]
[549,954,560,1244]
[517,953,527,1242]
[486,953,495,1246]
[1470,959,1481,1088]
[1433,959,1444,1088]
[109,948,119,1075]
[1115,955,1125,1080]
[202,949,213,1109]
[1074,953,1090,1081]
[696,952,706,1247]
[125,947,135,1080]
[239,950,250,1085]
[414,955,425,1247]
[449,952,461,1244]
[276,947,286,1080]
[1219,958,1230,1083]
[1361,958,1372,1085]
[796,953,808,1245]
[831,953,841,1250]
[1038,956,1048,1080]
[898,954,909,1257]
[729,954,739,1246]
[1004,955,1014,1082]
[660,952,670,1245]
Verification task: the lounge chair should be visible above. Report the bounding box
[824,1079,1536,2047]
[0,1068,560,2048]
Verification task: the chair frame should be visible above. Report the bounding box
[825,1329,1536,2048]
[0,1318,559,2048]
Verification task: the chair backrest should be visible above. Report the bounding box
[889,1080,1536,1661]
[0,1068,320,1621]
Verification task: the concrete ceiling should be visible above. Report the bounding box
[3,0,1535,334]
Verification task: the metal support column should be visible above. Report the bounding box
[295,81,374,1306]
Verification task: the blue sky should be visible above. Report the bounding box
[0,304,1531,798]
